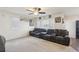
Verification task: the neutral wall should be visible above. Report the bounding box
[35,13,65,29]
[53,14,78,38]
[64,16,79,38]
[0,11,31,40]
[35,18,54,29]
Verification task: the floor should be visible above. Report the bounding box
[5,36,76,52]
[71,38,79,51]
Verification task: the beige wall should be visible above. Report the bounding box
[53,13,78,38]
[0,11,31,40]
[64,16,79,38]
[35,13,65,29]
[35,18,54,29]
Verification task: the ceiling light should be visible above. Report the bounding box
[34,11,38,15]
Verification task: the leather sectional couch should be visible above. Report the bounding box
[0,35,5,52]
[29,28,70,46]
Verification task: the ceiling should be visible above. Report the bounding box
[0,7,79,16]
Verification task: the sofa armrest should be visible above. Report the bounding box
[64,36,70,46]
[29,31,33,35]
[0,36,5,52]
[1,36,6,45]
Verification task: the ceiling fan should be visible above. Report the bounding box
[26,7,46,15]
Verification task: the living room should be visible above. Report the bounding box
[0,7,79,52]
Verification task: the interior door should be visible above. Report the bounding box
[76,21,79,39]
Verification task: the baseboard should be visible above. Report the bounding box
[6,35,29,41]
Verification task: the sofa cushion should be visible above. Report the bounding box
[34,28,46,32]
[55,29,69,37]
[47,29,55,34]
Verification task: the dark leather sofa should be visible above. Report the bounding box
[29,28,70,46]
[0,35,6,52]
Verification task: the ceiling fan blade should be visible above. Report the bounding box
[26,9,33,12]
[28,13,33,15]
[39,12,46,14]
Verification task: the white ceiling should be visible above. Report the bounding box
[0,7,79,16]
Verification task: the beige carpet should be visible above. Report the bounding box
[5,36,76,52]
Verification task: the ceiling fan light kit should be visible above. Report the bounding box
[26,7,46,15]
[34,11,39,15]
[33,7,41,15]
[33,7,41,11]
